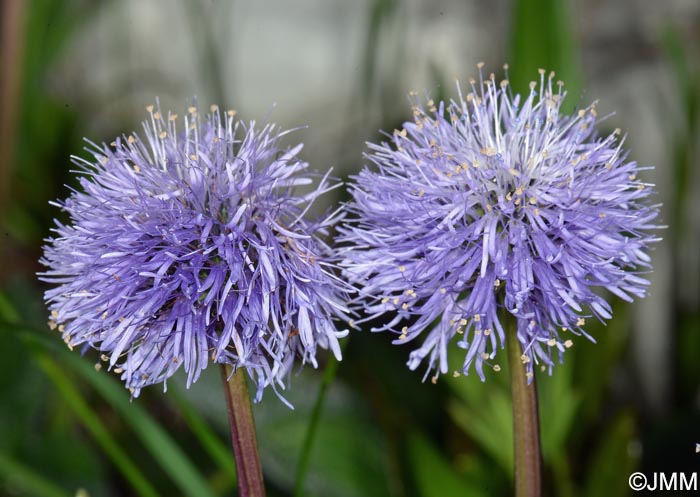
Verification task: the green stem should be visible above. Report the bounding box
[506,315,542,497]
[293,354,341,497]
[221,365,266,497]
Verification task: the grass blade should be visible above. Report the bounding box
[34,352,161,497]
[2,323,219,497]
[0,452,73,497]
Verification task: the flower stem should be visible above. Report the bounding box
[220,364,266,497]
[505,316,542,497]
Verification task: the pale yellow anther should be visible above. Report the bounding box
[210,104,219,112]
[480,147,496,156]
[629,174,637,180]
[493,365,501,372]
[576,317,586,327]
[557,80,564,87]
[455,165,461,173]
[213,136,220,143]
[521,354,530,363]
[114,367,123,374]
[494,279,500,288]
[529,197,537,205]
[51,310,59,318]
[449,319,456,326]
[529,81,537,91]
[127,135,136,144]
[500,80,509,89]
[614,128,621,135]
[549,71,555,79]
[456,328,464,334]
[381,297,390,304]
[484,329,492,336]
[534,208,540,215]
[453,371,461,378]
[599,213,606,218]
[146,105,154,113]
[393,298,400,305]
[561,327,568,332]
[526,371,534,379]
[402,303,409,310]
[460,318,468,326]
[159,131,167,139]
[58,324,65,332]
[477,62,485,69]
[189,154,198,160]
[547,338,557,347]
[564,340,573,348]
[188,106,197,114]
[48,321,57,330]
[101,354,109,362]
[431,376,438,385]
[440,288,446,294]
[605,162,613,169]
[418,189,425,197]
[110,141,117,147]
[398,265,406,272]
[485,204,493,212]
[94,363,102,371]
[227,110,237,117]
[153,112,161,120]
[474,314,481,322]
[578,109,586,118]
[481,352,490,360]
[169,114,178,121]
[538,68,546,75]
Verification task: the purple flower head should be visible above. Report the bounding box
[40,102,351,402]
[341,67,660,382]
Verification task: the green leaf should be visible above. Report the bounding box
[34,352,160,497]
[2,324,219,497]
[0,452,72,497]
[509,0,581,109]
[582,412,638,497]
[405,431,489,497]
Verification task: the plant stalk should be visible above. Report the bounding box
[506,316,542,497]
[220,364,266,497]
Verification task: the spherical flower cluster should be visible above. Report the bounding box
[341,67,660,382]
[40,103,350,401]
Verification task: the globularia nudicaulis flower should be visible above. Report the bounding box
[41,104,351,402]
[341,67,660,382]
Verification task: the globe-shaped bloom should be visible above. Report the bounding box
[341,67,660,382]
[40,104,351,401]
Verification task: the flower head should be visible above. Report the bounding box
[341,67,660,381]
[41,103,350,401]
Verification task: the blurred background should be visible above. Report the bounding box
[1,0,699,496]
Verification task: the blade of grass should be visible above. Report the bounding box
[293,353,342,497]
[1,323,219,497]
[170,389,237,489]
[34,352,160,497]
[0,452,72,497]
[509,0,580,109]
